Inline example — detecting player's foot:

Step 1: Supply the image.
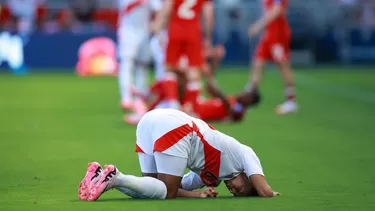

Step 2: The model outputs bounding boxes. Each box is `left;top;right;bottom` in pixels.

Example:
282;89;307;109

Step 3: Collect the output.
78;162;103;200
124;113;143;125
133;98;147;114
88;165;119;201
275;100;298;115
121;99;133;110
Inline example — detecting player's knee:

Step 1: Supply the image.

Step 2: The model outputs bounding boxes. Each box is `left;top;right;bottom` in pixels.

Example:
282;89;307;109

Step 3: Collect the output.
277;61;291;73
186;69;201;81
252;59;265;72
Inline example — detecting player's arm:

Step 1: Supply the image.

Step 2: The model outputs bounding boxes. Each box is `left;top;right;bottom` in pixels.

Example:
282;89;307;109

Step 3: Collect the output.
206;79;231;112
249;0;285;35
180;171;206;191
152;0;173;34
158;173;217;198
242;147;280;197
202;0;214;45
249;175;279;197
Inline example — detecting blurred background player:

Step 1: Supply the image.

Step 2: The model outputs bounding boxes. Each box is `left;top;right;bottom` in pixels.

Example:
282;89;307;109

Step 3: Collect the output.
188;79;261;123
117;0;162;113
151;0;214;110
124;44;225;124
150;28;167;81
184;45;261;123
247;0;297;115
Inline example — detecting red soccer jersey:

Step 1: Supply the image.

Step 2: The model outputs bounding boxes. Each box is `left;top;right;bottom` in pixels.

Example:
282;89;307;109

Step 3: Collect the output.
168;0;210;38
263;0;290;40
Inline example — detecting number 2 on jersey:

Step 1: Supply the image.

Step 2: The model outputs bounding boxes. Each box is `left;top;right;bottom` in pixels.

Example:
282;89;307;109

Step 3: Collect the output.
178;0;197;19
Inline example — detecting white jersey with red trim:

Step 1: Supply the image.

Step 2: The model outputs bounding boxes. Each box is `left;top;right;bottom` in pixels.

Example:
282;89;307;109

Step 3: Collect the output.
117;0;162;34
136;109;264;187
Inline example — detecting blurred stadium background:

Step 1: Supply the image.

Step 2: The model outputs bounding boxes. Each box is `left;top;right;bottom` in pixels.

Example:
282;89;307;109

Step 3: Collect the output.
0;0;375;211
0;0;374;67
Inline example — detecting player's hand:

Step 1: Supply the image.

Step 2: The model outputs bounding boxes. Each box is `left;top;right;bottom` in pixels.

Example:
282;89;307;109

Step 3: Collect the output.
248;24;261;37
199;187;218;198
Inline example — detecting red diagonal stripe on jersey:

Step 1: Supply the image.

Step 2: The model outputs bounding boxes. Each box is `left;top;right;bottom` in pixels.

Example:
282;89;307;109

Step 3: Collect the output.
135;144;144;153
122;0;147;16
208;124;216;130
154;123;192;152
193;122;221;186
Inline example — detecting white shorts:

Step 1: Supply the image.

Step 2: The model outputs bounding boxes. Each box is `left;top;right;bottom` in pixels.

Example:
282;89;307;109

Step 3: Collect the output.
136;109;194;157
117;29;151;63
137;152;187;177
135;109;195;175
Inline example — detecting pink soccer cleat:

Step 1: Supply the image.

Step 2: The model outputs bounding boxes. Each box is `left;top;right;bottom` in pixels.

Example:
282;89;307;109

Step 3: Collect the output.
88;165;119;201
121;99;133;110
78;162;103;200
133;98;147;114
123;113;143;125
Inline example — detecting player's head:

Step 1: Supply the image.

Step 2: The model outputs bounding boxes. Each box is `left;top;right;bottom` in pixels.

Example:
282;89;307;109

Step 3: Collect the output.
224;172;257;197
236;89;261;108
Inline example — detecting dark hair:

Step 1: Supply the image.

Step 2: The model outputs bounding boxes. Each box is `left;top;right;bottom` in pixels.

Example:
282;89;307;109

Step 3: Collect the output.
251;89;261;106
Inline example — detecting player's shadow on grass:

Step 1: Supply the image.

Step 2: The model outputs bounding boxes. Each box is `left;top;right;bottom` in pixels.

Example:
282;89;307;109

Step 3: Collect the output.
72;196;244;202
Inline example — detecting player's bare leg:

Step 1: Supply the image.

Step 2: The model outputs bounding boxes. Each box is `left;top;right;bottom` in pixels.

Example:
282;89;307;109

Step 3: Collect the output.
275;60;298;115
248;58;266;91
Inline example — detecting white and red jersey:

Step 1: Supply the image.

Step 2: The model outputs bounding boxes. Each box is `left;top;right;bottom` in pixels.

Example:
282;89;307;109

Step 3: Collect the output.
117;0;162;34
136;109;264;187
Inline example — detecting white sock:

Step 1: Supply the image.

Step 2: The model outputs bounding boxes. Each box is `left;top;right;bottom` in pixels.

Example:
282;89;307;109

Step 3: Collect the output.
155;100;180;110
135;64;148;95
150;35;165;81
114;173;167;199
115;187;148;199
118;58;134;102
154;53;165;81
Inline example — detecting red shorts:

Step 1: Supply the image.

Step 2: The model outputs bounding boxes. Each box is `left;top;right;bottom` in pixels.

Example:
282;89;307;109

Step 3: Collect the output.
254;37;290;63
166;36;204;68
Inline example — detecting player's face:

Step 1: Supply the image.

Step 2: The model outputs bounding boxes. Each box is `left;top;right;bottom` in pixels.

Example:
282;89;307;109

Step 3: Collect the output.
224;172;252;197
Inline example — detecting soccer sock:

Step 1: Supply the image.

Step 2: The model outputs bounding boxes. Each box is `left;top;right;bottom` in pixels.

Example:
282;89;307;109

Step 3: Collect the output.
285;86;296;101
185;80;201;105
115;187;148;199
162;72;180;109
114;173;167;199
154;55;165;81
118;58;134;102
150;34;165;81
135;64;148;97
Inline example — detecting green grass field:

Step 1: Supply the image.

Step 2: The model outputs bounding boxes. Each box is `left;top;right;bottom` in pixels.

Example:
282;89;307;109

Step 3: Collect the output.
1;67;375;211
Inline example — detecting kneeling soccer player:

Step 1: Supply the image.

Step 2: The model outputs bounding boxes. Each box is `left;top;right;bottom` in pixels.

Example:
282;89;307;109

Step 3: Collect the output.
78;109;280;200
